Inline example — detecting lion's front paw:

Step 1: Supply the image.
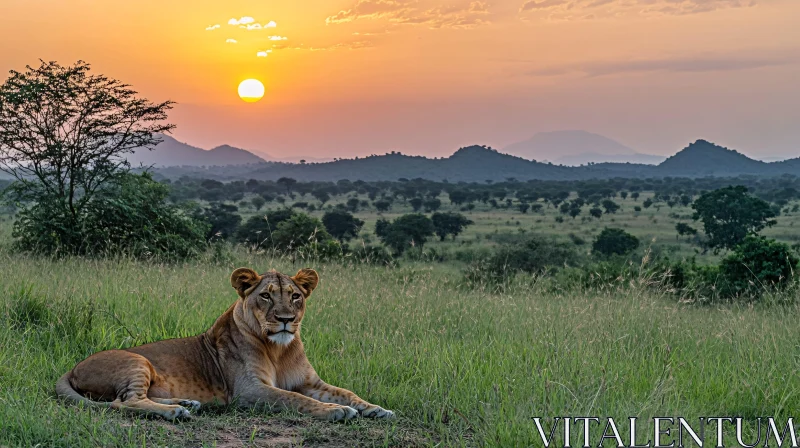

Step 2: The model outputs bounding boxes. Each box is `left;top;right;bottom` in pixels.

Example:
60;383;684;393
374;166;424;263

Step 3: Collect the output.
164;406;191;421
361;405;395;419
177;400;201;412
321;405;358;422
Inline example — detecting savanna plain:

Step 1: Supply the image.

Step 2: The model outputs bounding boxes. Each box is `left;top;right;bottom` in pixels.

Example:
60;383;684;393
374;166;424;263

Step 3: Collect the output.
2;197;799;447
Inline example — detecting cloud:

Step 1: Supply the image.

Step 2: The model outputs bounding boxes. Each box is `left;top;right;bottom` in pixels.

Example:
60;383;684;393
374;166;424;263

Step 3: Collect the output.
528;52;800;77
326;0;490;29
235;20;278;30
272;41;374;51
352;29;391;35
326;0;413;24
256;50;270;57
518;0;758;19
226;38;238;44
228;16;256;25
519;0;569;11
205;24;221;31
268;35;288;40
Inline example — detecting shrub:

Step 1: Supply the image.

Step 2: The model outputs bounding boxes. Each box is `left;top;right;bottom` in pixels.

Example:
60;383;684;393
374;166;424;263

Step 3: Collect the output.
294;239;344;261
717;236;798;298
675;223;697;238
376;213;435;255
235;208;296;246
322;210;364;242
465;236;578;285
568;233;586;246
193;202;241;241
12;173;208;259
374;199;392;212
350;244;396;266
592;228;639;257
423;198;442;212
270;213;332;251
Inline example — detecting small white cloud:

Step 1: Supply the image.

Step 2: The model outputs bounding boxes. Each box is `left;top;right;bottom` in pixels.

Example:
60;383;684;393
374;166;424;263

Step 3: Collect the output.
256;51;269;57
226;38;238;43
246;23;262;30
228;16;255;25
205;24;220;31
265;20;277;28
268;35;288;41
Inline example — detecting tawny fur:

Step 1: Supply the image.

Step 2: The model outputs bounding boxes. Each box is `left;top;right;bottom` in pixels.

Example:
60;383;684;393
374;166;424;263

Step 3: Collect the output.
55;268;394;421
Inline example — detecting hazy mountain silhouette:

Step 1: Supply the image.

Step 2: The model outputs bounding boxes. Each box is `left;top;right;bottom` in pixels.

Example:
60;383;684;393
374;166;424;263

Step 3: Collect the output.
556;152;666;166
151;139;800;182
127;135;267;167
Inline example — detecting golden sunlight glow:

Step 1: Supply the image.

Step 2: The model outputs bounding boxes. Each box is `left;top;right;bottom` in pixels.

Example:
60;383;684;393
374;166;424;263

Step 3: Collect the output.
237;79;265;103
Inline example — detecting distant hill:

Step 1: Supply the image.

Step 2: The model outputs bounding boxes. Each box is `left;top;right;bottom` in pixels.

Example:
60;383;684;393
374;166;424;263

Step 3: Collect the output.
503;130;664;166
556;152;666;166
151;139;800;182
658;139;767;176
126;135;267;167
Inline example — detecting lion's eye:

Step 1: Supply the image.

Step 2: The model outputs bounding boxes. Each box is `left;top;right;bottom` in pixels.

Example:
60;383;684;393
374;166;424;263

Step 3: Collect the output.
292;293;301;301
259;293;272;303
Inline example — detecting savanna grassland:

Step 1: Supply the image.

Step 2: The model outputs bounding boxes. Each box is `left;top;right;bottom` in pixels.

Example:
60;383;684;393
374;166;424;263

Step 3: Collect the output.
2;199;800;447
3;60;798;448
242;191;800;264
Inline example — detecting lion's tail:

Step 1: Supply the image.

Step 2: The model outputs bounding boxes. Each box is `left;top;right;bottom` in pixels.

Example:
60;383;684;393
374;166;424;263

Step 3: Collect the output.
55;372;113;409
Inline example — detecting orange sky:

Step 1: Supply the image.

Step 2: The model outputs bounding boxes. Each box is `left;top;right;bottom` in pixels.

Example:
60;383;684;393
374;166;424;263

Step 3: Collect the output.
1;0;799;159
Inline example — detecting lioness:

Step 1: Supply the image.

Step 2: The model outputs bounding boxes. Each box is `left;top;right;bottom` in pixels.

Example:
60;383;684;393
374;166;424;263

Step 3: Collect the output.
56;268;394;421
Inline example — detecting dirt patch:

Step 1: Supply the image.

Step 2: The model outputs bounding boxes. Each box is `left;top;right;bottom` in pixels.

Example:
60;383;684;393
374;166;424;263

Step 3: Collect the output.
106;410;433;447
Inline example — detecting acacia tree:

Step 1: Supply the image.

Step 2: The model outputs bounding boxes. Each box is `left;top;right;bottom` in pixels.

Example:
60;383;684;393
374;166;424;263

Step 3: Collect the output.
0;61;173;212
431;212;473;241
691;186;776;252
322;210;364;242
277;177;297;196
0;61;182;254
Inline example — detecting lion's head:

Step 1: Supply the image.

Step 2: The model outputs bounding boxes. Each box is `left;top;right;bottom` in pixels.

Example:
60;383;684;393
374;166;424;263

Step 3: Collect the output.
230;267;319;346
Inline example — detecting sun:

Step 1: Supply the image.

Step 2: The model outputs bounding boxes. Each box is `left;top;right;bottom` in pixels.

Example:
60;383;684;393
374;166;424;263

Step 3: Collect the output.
238;79;265;102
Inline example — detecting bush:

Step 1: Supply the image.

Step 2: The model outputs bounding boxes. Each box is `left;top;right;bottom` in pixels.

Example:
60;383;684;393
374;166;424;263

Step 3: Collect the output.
350;244;396;266
193;202;241;241
294;239;344;260
235;208;296;246
376;213;435;255
12;173;208;259
270;213;333;251
322;210;364;242
592;228;639;257
717;236;798;298
465;236;578;285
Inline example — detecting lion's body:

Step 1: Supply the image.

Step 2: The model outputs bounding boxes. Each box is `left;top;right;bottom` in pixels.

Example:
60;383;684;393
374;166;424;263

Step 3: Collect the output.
56;268;394;421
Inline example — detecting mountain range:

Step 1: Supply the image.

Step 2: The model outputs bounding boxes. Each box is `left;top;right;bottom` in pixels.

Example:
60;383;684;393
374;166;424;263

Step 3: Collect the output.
126;135;266;167
149;139;800;182
502;130;665;166
130;130;663;168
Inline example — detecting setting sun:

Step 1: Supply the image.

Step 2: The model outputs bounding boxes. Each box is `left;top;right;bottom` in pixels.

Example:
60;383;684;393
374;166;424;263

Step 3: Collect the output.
237;79;265;103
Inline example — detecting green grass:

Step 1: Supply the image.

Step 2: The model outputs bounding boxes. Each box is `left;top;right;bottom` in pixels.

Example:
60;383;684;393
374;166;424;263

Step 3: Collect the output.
2;249;800;446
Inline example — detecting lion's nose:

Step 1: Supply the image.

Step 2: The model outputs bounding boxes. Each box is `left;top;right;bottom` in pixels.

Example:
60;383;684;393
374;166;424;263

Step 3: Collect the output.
276;315;295;324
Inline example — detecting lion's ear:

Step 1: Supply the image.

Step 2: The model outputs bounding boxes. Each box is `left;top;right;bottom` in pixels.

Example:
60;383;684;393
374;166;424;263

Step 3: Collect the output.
230;268;261;296
292;268;319;296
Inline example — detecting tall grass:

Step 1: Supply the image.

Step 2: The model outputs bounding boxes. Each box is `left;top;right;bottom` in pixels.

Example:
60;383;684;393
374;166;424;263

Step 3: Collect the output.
1;251;799;446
